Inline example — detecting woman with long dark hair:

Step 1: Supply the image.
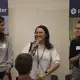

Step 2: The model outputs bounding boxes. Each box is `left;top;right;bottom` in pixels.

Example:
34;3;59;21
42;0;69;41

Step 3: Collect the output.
0;16;13;80
22;25;60;80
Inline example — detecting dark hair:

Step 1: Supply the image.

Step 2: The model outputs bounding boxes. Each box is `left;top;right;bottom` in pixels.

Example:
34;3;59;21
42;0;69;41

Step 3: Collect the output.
0;16;4;23
35;25;53;49
15;53;33;75
0;16;5;42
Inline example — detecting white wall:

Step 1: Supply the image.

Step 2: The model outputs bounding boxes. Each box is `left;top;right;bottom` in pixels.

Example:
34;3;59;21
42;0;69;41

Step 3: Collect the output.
8;0;69;80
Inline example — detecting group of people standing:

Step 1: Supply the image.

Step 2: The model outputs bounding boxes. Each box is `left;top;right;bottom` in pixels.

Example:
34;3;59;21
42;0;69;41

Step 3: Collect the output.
0;16;60;80
0;15;80;80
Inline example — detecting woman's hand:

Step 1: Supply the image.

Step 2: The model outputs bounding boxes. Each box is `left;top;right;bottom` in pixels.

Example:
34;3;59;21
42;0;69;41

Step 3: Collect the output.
37;73;46;80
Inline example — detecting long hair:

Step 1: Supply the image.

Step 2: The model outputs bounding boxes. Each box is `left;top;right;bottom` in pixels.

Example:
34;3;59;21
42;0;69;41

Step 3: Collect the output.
0;16;5;42
35;25;53;49
0;16;4;23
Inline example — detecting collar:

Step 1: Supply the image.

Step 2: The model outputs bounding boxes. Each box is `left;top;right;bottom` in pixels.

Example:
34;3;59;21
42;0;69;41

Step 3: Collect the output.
18;75;32;80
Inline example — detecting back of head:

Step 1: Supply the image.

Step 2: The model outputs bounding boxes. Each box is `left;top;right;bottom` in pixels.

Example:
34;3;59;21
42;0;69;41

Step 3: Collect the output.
15;53;33;75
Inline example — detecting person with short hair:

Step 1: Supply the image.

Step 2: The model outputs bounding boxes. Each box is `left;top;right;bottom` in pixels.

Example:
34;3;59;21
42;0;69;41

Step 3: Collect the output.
15;53;34;80
69;20;80;80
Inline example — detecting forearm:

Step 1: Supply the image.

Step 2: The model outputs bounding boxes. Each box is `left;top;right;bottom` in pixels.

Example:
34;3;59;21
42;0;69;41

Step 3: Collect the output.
6;63;12;73
7;44;13;73
70;55;79;63
47;63;60;74
6;55;13;73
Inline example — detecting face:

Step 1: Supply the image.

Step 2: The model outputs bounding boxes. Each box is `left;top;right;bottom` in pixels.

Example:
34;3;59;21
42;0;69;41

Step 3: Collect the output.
75;23;80;37
0;21;5;33
34;28;46;43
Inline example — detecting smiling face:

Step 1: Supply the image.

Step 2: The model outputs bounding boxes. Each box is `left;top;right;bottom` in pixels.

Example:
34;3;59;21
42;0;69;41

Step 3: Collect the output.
75;23;80;37
34;27;46;44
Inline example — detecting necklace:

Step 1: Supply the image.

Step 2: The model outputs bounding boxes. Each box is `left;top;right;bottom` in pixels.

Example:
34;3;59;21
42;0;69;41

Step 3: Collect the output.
37;46;45;68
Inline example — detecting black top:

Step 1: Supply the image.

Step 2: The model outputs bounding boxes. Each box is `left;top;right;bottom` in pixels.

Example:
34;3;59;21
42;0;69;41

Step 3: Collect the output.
69;37;80;68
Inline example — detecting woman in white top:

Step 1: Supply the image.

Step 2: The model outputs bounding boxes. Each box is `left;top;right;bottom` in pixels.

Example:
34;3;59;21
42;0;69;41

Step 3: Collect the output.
22;25;60;80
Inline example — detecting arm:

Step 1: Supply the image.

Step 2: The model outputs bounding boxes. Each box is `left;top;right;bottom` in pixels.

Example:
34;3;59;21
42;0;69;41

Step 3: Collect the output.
47;63;60;74
3;38;13;80
22;42;31;53
47;48;60;74
70;55;80;63
69;40;79;63
6;38;13;73
38;48;60;79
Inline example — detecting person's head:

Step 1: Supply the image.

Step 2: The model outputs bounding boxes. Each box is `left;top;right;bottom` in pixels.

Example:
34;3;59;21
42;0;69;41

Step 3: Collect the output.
0;16;5;33
0;16;5;42
15;53;33;76
75;20;80;37
34;25;53;49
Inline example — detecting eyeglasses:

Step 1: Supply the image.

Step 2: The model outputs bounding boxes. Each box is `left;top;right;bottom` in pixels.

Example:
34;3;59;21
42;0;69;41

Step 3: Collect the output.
75;27;80;30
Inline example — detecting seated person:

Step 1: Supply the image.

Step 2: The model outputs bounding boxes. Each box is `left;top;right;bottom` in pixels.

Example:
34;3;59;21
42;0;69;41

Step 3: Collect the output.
15;53;34;80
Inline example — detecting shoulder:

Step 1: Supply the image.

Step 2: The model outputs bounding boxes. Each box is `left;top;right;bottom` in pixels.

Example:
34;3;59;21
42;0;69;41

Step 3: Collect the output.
70;38;78;45
70;38;76;44
24;42;31;48
46;47;58;55
22;42;31;53
51;47;58;53
49;47;60;57
48;47;56;52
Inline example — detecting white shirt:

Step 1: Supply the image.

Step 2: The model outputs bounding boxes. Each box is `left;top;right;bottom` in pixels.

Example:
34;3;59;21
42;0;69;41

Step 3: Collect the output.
22;42;60;80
